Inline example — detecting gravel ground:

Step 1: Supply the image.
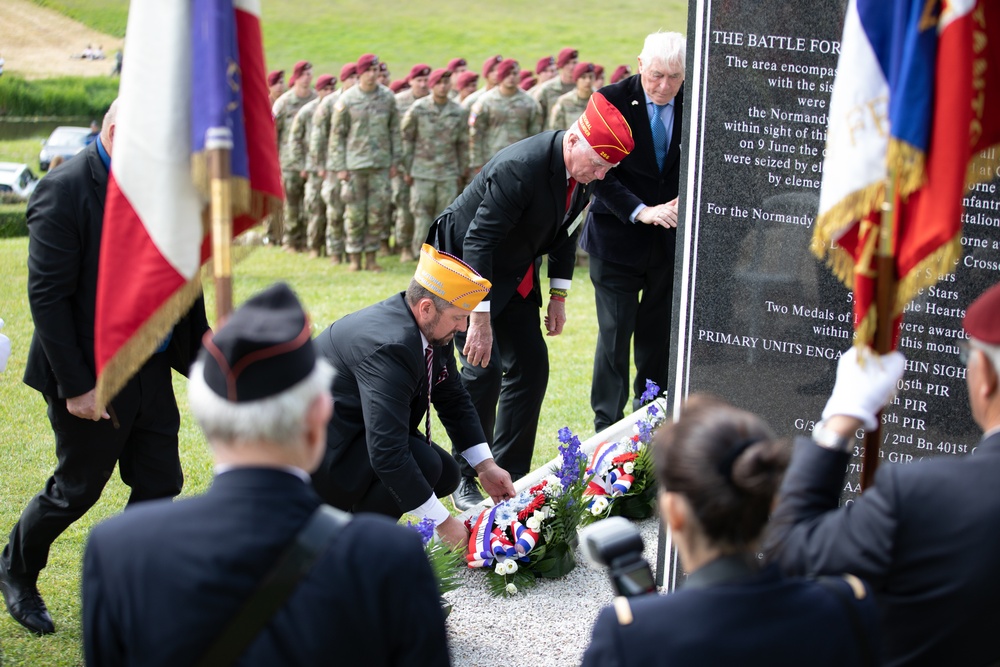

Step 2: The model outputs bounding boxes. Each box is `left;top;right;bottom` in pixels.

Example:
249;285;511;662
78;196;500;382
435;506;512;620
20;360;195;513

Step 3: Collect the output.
445;403;669;666
445;517;662;666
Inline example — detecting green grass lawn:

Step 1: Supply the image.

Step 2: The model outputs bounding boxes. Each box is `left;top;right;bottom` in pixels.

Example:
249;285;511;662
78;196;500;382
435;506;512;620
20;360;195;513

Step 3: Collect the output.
0;237;607;664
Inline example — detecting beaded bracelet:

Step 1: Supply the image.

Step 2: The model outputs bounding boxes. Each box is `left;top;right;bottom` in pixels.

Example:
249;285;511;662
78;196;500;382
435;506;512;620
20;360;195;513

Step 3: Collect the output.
549;288;569;299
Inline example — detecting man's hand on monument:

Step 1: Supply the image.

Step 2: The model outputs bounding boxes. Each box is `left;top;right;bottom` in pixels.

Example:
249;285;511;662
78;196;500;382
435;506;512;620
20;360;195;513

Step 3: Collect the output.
635;204;674;228
464;311;493;367
436;516;471;549
67;389;110;422
544;299;567;336
822;346;906;430
475;459;516;503
662;198;680;228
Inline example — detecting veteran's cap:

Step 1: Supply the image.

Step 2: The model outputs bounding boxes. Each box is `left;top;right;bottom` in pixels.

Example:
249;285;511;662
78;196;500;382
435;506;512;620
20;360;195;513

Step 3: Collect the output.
199;283;315;403
576;92;634;164
964;282;1000;345
414;245;491;311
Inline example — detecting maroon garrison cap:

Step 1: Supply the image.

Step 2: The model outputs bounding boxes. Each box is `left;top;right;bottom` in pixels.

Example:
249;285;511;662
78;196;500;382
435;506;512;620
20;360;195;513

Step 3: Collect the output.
964;282;1000;345
356;53;379;72
557;48;579;68
428;68;451;87
199;283;315;403
482;54;503;78
447;57;467;71
536;55;555;74
339;63;357;80
408;63;432;81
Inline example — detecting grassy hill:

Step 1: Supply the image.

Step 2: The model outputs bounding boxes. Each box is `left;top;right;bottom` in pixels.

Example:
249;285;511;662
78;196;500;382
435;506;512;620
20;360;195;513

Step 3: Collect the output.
33;0;687;77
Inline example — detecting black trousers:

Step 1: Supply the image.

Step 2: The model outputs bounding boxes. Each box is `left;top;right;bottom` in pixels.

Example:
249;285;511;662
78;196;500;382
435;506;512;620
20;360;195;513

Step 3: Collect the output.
589;254;673;432
453;295;548;481
351;438;460;519
2;354;182;575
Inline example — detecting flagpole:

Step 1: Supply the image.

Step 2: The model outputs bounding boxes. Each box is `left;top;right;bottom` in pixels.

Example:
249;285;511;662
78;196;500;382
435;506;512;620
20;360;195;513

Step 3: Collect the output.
862;170;899;490
206;127;235;322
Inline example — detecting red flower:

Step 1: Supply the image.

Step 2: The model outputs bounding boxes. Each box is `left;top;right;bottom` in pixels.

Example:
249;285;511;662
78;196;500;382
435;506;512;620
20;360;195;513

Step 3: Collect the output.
611;452;638;466
528;480;548;495
517;493;546;522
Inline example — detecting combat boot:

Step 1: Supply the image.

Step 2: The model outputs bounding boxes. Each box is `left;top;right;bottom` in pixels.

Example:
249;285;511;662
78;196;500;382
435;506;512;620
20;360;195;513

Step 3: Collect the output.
378;240;392;257
348;253;362;272
329;252;342;266
364;252;383;273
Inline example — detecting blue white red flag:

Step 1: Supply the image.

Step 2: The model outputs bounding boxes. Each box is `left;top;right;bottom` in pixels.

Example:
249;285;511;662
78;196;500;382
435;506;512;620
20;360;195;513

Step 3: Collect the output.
95;0;281;408
813;0;1000;349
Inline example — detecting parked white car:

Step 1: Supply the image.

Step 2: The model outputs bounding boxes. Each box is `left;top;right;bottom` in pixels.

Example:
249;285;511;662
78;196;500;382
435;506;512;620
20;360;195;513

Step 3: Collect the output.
0;162;39;201
38;126;91;171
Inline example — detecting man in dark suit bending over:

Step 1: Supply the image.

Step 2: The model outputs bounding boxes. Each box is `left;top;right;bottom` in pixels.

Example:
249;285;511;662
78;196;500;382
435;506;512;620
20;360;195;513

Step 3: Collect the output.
767;282;1000;666
312;245;516;547
581;31;685;433
430;93;635;509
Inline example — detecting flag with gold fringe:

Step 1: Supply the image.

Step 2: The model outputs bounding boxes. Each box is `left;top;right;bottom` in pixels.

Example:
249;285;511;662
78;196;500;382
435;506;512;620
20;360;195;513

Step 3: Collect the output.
813;0;1000;349
94;0;281;410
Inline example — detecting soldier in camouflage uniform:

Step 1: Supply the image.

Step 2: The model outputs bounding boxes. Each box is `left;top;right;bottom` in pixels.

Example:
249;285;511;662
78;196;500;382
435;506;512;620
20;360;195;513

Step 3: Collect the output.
447;57;467;99
262;69;287;244
461;54;502;110
289;74;336;258
547;62;594;130
535;55;557;85
530;47;578;121
272;60;317;252
468;58;543;174
401;69;469;258
391;64;431;262
329;53;400;272
311;63;358;265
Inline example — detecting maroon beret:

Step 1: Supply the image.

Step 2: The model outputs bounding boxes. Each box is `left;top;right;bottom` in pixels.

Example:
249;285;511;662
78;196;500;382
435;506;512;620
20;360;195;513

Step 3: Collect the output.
557;48;579;68
610;64;632;83
594;64;605;78
356;53;379;73
572;62;595;81
267;70;284;86
389;78;410;93
455;71;479;89
408;63;431;81
519;69;534;81
536;56;555;74
447;57;467;71
339;63;357;80
315;74;336;91
482;54;503;78
496;58;518;81
520;76;537;91
428;68;451;87
964;282;1000;344
289;60;311;85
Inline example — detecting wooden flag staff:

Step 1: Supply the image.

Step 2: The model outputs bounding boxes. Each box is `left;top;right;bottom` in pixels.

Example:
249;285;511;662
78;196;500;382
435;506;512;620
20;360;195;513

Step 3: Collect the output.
206;127;234;323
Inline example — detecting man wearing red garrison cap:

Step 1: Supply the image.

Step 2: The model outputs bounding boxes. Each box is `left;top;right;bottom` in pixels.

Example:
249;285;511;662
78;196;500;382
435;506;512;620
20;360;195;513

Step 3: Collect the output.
468;58;542;173
766;281;1000;666
531;46;579;120
429;93;634;509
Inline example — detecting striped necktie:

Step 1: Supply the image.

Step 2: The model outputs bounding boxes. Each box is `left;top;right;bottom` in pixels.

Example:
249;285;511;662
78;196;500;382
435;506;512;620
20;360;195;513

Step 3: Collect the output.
425;345;433;444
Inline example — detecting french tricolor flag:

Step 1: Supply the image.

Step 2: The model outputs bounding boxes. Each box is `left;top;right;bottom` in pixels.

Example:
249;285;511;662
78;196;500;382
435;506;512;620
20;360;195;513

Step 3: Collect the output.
812;0;1000;350
95;0;281;408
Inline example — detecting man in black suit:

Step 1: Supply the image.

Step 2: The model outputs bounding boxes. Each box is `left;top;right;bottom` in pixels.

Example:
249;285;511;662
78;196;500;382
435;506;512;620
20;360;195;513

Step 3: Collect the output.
83;283;449;666
312;245;516;547
581;32;685;432
430;92;635;509
0;101;208;636
766;283;1000;666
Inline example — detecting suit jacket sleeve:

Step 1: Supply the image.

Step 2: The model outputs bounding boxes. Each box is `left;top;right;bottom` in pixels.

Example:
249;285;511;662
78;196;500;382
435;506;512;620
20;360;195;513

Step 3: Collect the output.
166;294;210;377
765;437;898;588
463;158;532;287
26;174;93;397
356;343;436;510
82;532;125;667
592;169;645;223
581;606;626;667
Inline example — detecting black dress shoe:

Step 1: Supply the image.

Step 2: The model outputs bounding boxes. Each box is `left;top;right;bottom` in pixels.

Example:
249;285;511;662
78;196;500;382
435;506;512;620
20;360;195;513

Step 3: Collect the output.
452;477;485;512
0;562;54;635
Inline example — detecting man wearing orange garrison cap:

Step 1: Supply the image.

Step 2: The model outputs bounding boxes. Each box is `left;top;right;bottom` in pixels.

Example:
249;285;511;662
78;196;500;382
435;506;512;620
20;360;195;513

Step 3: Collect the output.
429;91;633;510
312;245;515;548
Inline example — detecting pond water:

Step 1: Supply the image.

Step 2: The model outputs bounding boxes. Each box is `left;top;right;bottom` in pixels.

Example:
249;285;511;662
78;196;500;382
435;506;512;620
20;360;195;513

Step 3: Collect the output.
0;118;92;141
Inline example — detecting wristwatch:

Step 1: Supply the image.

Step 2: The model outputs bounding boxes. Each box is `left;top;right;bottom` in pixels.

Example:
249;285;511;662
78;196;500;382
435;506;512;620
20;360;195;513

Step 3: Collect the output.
811;419;856;452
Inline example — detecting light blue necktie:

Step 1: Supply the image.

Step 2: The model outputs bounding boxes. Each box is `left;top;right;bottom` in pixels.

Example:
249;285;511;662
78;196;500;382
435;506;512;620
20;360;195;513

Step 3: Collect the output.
651;103;668;170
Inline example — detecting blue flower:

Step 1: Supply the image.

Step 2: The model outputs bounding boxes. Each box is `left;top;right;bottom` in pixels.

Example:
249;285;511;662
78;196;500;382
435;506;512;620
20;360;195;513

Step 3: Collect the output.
640;379;661;405
556;427;586;487
636;419;653;442
646;403;659;418
406;517;436;546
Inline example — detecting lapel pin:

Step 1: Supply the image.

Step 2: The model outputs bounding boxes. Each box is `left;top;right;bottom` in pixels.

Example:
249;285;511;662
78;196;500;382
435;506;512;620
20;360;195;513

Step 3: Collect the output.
631;100;639;106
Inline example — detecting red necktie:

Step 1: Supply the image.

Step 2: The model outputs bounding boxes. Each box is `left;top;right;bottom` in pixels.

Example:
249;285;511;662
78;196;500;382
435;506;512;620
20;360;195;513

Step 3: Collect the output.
565;177;577;214
517;178;577;299
425;345;433;444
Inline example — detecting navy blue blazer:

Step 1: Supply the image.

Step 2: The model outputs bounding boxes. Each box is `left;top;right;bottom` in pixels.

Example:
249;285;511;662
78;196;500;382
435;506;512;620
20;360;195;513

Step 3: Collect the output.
313;293;485;511
767;433;1000;666
83;468;449;667
580;75;683;268
430;130;589;311
583;561;877;666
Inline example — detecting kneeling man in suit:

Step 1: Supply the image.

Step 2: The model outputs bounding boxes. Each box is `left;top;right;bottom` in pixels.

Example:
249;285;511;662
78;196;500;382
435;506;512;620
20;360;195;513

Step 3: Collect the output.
83;283;449;666
312;245;516;547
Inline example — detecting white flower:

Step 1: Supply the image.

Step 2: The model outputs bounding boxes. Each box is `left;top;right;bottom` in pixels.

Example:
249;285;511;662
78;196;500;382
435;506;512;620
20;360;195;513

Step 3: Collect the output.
526;516;541;531
623;462;635;475
506;583;518;595
503;559;519;574
590;496;609;515
495;562;506;576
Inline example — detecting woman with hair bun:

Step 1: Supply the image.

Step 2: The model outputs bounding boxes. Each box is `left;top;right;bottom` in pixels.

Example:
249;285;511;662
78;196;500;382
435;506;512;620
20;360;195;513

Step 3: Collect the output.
582;395;878;667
